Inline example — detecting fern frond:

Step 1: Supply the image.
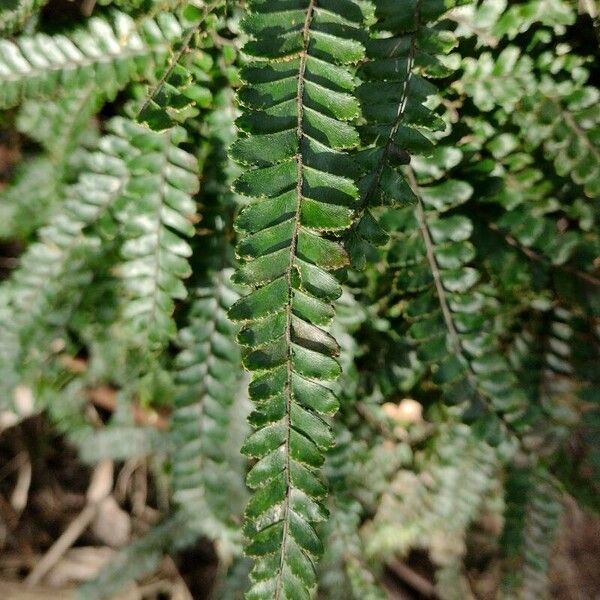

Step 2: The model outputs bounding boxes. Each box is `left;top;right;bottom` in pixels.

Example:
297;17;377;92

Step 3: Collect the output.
460;46;534;113
136;1;221;131
493;0;575;39
382;150;527;435
0;289;20;408
96;0;148;10
319;427;386;600
0;11;183;109
0;0;46;36
501;465;563;600
78;426;170;462
461;41;600;198
16;85;100;158
171;267;248;555
320;498;386;600
348;0;461;267
489;140;583;266
228;1;367;597
364;423;498;594
114;124;198;346
467;112;600;298
516;81;600;199
0;86;102;240
4;117;136;355
0;157;60;239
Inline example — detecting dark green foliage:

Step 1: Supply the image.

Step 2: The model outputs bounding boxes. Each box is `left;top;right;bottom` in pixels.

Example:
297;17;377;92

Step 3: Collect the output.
171;267;248;554
348;0;463;267
501;466;563;599
0;0;598;598
382;149;528;434
228;2;366;596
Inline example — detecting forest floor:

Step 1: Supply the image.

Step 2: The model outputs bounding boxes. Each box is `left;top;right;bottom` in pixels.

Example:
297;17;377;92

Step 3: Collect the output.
0;416;599;600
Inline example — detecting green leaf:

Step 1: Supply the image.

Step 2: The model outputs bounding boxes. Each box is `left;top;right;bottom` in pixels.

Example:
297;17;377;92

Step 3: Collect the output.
114;122;199;347
229;1;365;597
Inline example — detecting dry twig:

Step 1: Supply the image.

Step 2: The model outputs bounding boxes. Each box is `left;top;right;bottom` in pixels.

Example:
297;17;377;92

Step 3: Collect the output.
25;460;114;586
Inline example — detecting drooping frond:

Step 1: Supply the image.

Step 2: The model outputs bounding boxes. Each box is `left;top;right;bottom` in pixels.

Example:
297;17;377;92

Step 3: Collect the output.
464;115;600;305
500;465;563;600
319;426;386;600
452;0;575;50
3;118;136;358
171;268;248;555
461;42;600;198
0;86;101;239
96;0;148;9
228;1;367;597
348;0;462;267
17;85;100;158
364;423;498;599
0;0;598;596
515;80;600;199
382;147;528;437
460;46;534;112
114;124;199;347
0;157;61;239
319;497;386;600
0;11;184;109
0;289;20;409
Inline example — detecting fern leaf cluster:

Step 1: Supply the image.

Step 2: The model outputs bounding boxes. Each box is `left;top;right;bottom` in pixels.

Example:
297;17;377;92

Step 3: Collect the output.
0;0;598;598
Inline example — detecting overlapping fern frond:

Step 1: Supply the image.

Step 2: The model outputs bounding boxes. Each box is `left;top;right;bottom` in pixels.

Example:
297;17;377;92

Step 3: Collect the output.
0;11;182;109
348;0;463;267
171;266;248;554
